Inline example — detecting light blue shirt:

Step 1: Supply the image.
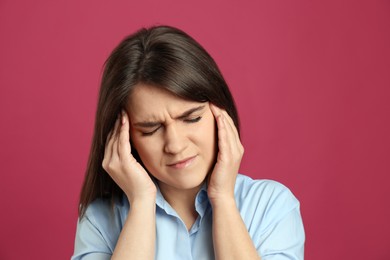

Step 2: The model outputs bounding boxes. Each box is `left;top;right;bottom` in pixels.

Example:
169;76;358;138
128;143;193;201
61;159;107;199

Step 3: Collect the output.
71;174;305;259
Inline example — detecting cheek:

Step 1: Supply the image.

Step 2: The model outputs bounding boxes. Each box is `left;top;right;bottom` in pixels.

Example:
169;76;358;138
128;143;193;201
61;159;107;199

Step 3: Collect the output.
195;115;217;155
130;133;157;167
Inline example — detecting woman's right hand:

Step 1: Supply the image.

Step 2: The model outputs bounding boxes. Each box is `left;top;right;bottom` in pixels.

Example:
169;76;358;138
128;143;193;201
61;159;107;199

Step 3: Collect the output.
102;110;157;202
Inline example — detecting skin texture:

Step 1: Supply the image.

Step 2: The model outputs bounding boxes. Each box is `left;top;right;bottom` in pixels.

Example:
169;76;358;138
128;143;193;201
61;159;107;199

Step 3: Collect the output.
102;84;260;259
128;84;217;201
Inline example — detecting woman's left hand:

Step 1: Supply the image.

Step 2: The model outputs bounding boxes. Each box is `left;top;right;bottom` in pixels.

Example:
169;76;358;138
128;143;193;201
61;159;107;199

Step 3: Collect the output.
207;104;244;204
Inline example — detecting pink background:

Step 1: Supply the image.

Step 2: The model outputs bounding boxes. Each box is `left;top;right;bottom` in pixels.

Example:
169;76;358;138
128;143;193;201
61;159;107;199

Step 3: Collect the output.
1;0;389;259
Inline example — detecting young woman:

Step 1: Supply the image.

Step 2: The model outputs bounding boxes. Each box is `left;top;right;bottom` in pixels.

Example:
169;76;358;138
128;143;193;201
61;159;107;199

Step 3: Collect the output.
72;26;305;260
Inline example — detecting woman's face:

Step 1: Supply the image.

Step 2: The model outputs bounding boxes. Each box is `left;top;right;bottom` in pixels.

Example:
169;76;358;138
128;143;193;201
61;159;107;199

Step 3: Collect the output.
126;84;217;193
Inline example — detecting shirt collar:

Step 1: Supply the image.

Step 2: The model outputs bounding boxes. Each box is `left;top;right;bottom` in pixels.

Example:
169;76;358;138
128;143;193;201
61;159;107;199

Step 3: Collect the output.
194;182;209;217
155;181;210;218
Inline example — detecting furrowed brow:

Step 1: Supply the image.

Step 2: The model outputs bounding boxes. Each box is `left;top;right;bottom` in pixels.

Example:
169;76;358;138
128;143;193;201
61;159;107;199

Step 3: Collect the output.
133;121;161;128
133;105;205;128
176;105;205;120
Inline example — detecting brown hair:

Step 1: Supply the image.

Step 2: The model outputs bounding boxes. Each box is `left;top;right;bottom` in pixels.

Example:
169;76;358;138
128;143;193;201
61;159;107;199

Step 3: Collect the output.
79;25;240;218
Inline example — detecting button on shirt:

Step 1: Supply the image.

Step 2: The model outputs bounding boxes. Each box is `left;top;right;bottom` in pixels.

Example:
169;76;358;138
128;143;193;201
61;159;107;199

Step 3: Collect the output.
72;174;305;260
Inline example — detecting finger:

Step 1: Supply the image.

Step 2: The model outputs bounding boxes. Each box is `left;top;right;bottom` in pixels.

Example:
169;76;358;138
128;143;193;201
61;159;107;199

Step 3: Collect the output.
209;103;222;119
221;110;242;148
210;104;234;156
109;117;120;160
110;115;121;161
211;104;244;157
222;113;239;156
103;116;120;168
210;104;237;136
224;111;244;154
210;104;240;148
214;111;230;161
221;109;239;137
118;110;131;159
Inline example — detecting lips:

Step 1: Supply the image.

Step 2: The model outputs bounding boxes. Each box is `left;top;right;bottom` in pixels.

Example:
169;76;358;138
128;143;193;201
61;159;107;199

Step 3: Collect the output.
167;155;197;169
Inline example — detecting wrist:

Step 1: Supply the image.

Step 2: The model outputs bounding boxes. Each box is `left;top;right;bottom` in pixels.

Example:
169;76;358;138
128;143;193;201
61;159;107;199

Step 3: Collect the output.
128;193;156;207
209;194;237;209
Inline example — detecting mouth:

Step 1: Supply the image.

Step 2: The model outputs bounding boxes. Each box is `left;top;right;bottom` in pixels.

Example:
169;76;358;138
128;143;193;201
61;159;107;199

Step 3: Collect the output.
167;155;197;169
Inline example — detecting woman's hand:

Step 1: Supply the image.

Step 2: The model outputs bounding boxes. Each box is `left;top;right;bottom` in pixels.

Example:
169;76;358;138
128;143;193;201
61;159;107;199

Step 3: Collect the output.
102;110;157;202
208;105;260;259
207;104;244;204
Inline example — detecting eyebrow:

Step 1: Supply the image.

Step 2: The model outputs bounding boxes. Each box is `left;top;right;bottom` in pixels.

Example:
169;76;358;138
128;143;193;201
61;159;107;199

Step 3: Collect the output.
133;105;205;128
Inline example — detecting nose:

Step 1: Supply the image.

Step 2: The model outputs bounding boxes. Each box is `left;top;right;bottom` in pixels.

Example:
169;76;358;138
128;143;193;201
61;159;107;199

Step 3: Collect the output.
163;123;187;155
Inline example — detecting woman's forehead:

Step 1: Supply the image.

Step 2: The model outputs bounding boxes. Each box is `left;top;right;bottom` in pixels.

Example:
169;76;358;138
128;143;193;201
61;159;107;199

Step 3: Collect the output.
126;84;205;119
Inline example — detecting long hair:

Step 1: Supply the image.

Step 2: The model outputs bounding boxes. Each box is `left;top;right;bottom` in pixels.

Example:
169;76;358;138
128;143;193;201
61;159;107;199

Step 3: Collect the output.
79;25;240;218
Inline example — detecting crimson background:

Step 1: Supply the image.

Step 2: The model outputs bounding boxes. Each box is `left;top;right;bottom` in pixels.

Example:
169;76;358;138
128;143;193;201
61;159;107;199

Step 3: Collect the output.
1;1;389;259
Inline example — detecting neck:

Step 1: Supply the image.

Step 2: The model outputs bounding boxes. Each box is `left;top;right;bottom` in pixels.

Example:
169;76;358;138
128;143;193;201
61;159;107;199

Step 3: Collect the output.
158;182;203;230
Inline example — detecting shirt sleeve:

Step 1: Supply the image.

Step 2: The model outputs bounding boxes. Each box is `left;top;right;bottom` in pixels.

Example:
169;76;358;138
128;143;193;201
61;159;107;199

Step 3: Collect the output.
255;182;305;260
239;179;305;260
71;214;112;260
258;207;305;260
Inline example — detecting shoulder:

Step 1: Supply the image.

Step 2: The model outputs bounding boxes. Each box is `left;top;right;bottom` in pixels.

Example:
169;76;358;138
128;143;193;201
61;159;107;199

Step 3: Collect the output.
234;174;301;229
235;174;298;202
83;195;129;224
72;197;129;259
81;195;129;242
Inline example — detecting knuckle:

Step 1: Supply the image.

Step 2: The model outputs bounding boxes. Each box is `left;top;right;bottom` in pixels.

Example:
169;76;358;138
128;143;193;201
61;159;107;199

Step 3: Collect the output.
106;161;118;173
102;159;107;170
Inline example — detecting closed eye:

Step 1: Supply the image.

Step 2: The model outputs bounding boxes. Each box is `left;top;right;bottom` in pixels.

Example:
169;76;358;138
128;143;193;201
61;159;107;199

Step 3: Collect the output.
184;116;202;123
140;116;201;136
141;126;162;136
